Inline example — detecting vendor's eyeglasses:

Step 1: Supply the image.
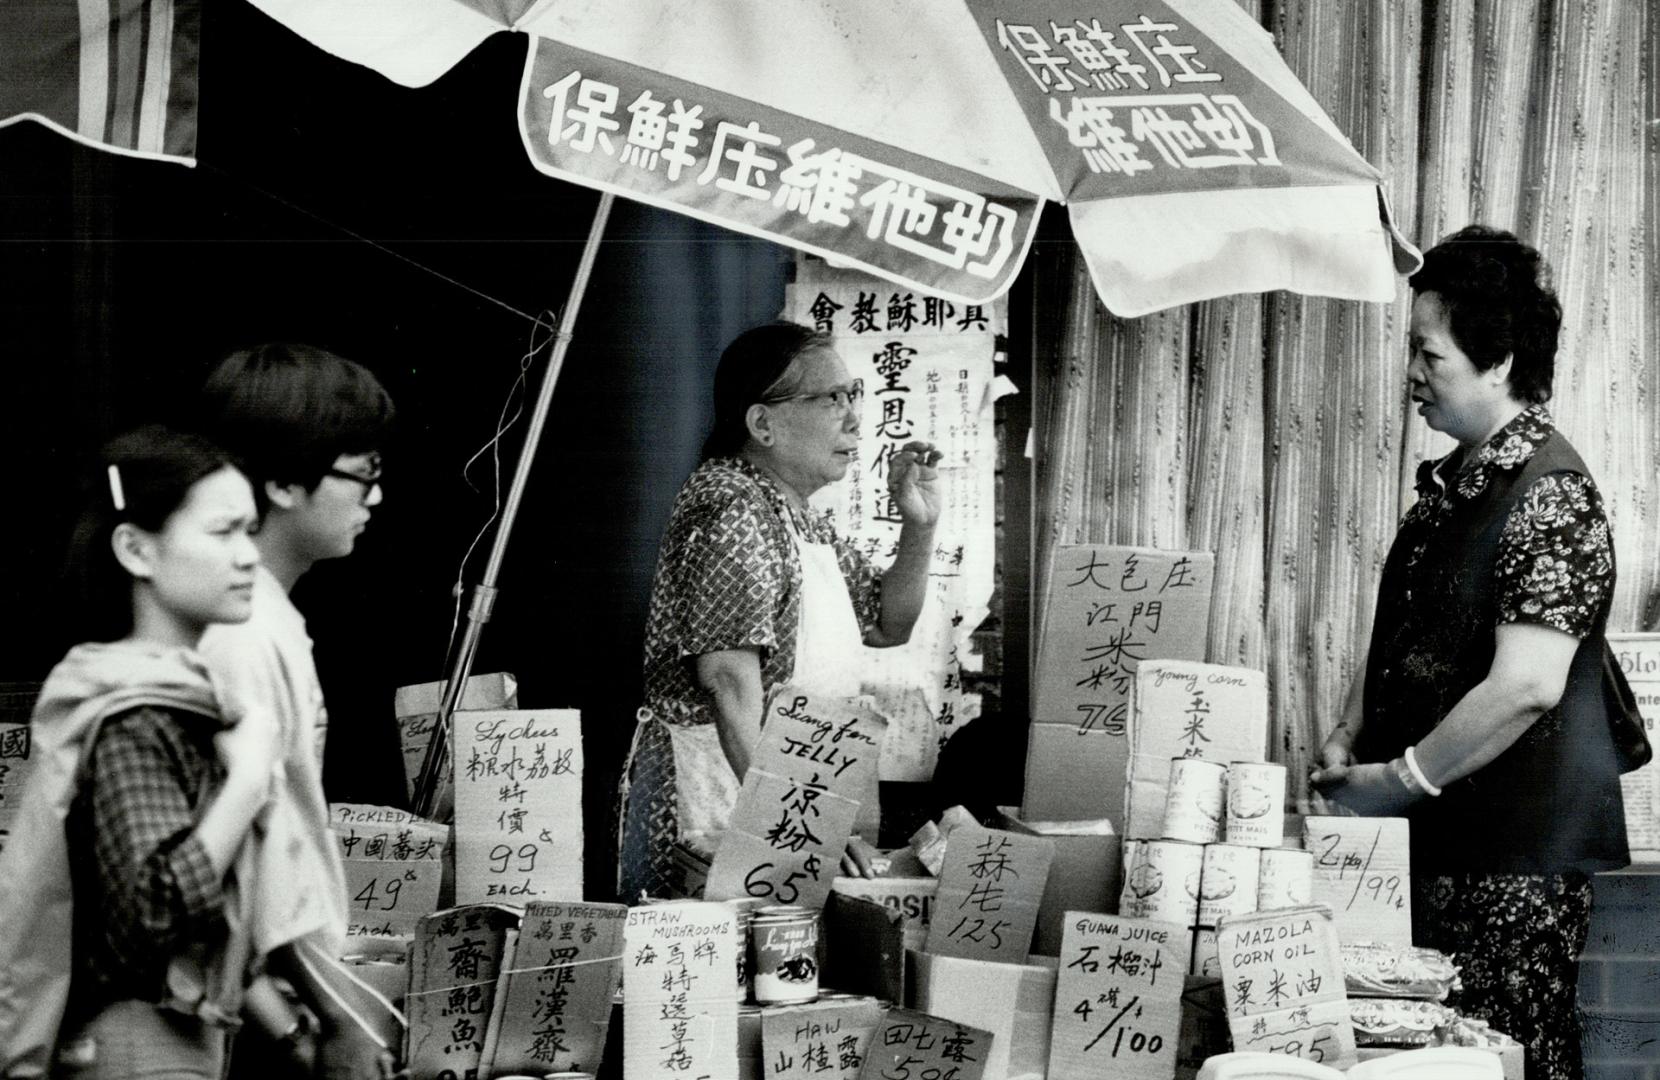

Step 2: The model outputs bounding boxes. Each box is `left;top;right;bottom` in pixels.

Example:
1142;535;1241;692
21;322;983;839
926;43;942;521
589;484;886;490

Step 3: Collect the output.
765;379;865;413
325;465;383;503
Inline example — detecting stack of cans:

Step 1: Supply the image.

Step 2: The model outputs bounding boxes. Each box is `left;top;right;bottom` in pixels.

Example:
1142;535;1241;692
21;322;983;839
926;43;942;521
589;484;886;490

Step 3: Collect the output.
1121;756;1313;976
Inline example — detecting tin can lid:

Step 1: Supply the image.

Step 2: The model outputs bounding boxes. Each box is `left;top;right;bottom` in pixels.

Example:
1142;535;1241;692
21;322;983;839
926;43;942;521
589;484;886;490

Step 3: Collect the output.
753;904;816;920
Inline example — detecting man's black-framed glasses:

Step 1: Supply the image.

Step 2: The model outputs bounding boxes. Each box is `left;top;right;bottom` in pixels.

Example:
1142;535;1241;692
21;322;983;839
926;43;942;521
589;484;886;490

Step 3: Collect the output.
325;464;383;503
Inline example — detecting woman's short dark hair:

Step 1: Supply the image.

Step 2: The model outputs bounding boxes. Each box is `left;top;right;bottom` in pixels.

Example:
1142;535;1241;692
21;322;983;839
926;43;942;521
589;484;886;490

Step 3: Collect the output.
700;322;833;460
196;343;395;504
1409;225;1561;404
62;425;239;644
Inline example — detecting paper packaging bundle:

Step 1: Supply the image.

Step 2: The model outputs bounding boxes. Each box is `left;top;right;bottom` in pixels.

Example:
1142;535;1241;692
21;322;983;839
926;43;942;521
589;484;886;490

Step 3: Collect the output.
392;672;517;805
909;950;1058;1080
1025;546;1215;827
994;807;1120;957
1124;660;1269;840
1301;816;1412;947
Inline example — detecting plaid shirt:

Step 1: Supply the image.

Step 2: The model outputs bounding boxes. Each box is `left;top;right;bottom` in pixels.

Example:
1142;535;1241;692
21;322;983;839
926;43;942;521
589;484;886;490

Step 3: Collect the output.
66;705;227;1005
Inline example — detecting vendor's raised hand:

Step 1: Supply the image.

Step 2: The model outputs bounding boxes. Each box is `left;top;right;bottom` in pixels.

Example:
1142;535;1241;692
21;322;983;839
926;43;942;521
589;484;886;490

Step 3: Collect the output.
887;440;942;528
1315;761;1414;818
840;836;879;878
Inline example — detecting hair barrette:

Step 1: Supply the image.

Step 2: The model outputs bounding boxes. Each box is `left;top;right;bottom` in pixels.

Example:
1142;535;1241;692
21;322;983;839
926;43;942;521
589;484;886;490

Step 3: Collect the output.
107;464;126;513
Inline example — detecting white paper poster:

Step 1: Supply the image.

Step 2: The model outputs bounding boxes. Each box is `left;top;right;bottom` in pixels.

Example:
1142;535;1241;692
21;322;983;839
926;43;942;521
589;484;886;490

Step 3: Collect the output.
786;260;1005;780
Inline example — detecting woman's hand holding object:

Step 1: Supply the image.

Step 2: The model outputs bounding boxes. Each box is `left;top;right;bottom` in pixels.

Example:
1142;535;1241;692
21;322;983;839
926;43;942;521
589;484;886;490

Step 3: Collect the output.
887;441;943;528
1314;761;1416;817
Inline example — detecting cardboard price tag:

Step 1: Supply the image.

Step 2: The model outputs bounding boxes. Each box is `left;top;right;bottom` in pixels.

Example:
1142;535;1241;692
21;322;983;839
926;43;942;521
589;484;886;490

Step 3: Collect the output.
857;1008;992;1080
1027;547;1213;825
483;901;625;1078
1048;913;1186;1080
329;803;446;943
1124;660;1269;839
922;823;1053;964
1301;816;1411;947
706;689;886;910
451;709;583;904
624;902;739;1080
1214;905;1355;1071
406;905;520;1080
0;721;33;851
393;673;517;805
761;996;884;1080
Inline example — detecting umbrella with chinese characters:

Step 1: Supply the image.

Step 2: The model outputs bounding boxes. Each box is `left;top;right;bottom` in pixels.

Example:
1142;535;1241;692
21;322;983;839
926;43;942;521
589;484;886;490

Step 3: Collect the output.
244;0;1420;316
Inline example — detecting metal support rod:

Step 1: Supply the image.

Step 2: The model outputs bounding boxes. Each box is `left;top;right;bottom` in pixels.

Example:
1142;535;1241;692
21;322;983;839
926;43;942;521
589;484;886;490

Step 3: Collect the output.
412;191;617;820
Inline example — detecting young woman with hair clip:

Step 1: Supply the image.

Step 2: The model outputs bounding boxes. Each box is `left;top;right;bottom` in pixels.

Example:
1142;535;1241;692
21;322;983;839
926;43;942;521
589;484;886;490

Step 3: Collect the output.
0;425;277;1079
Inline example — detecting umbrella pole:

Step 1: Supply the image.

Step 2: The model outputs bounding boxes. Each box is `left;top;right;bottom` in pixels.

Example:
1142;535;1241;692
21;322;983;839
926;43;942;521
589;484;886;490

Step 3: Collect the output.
411;191;617;821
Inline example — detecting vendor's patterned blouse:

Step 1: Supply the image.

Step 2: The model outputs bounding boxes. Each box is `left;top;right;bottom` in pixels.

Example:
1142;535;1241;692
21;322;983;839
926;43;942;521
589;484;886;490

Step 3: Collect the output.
640;456;881;724
1401;405;1612;639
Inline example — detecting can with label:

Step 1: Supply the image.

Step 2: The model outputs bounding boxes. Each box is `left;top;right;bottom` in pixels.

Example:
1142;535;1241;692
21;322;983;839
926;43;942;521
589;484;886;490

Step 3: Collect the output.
1257;847;1315;910
1189;927;1222;978
1197;843;1261;927
724;897;766;1002
1162;757;1227;843
1117;839;1144;914
1224;761;1287;847
749;905;820;1005
1119;838;1204;926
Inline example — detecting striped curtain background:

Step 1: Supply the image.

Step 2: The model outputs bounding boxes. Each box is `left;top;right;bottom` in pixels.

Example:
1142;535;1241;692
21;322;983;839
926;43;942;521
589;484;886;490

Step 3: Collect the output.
1033;0;1660;797
0;0;199;163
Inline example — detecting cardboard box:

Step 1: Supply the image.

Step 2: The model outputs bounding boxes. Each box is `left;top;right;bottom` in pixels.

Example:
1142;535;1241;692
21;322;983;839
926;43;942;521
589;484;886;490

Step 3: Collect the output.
1175;977;1229;1080
908;950;1058;1080
822;892;908;1004
830;875;938;954
996;807;1121;955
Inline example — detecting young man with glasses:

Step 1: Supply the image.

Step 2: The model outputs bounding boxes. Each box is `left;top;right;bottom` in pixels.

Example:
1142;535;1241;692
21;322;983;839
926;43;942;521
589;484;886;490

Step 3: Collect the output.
191;343;398;1080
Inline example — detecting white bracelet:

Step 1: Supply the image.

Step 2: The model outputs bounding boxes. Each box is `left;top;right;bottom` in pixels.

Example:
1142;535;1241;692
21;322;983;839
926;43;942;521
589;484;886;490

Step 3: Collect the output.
1403;745;1442;797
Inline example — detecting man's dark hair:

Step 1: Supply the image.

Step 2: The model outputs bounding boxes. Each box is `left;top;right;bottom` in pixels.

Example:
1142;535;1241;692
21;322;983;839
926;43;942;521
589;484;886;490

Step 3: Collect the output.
197;343;395;505
1409;225;1562;405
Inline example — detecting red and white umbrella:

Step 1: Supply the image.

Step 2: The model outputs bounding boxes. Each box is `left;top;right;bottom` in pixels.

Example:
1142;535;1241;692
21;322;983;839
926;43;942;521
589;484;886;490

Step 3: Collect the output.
241;0;1419;315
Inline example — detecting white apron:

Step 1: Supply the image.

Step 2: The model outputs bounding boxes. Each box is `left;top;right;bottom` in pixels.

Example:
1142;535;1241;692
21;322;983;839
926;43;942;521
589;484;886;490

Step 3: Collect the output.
667;518;873;841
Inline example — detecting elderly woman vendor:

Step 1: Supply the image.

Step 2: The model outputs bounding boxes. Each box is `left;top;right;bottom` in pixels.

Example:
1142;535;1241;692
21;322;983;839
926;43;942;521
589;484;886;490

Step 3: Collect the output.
1313;227;1629;1080
619;321;942;901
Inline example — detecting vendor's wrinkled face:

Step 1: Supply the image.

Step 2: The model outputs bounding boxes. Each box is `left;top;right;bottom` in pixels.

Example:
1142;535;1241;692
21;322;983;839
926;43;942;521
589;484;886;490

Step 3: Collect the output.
754;346;862;499
1407;291;1513;446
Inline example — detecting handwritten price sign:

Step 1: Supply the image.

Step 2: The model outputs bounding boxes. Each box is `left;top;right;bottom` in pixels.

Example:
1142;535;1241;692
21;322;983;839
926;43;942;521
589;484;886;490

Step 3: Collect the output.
1049;913;1185;1080
328;803;446;944
1302;816;1411;946
1215;904;1355;1071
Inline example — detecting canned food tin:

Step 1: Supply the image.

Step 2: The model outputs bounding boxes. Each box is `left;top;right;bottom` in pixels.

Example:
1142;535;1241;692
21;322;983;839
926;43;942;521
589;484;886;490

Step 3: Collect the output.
1162;757;1227;843
1116;839;1144;914
724;897;766;1002
1189;927;1221;978
1256;847;1314;910
1224;761;1286;847
1119;839;1204;926
1197;843;1261;927
749;905;820;1005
